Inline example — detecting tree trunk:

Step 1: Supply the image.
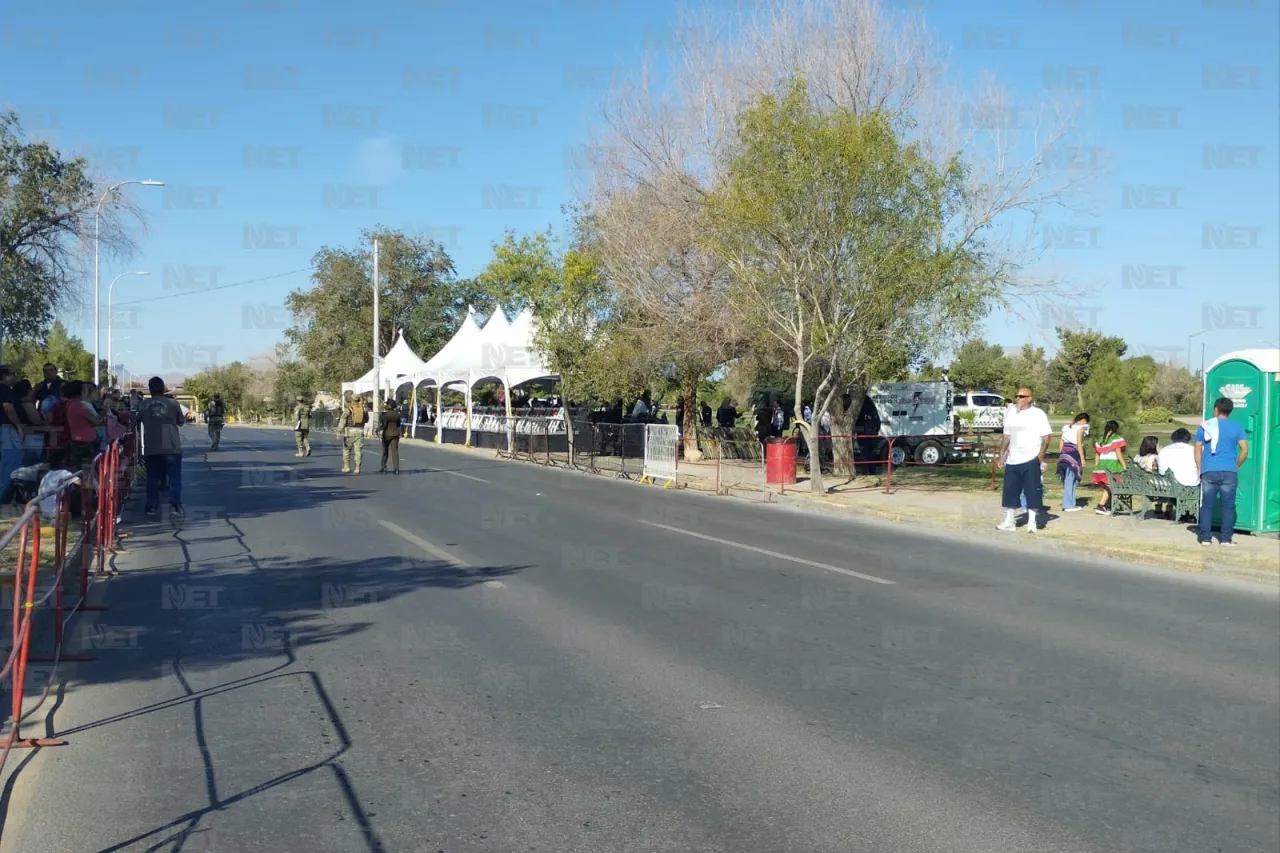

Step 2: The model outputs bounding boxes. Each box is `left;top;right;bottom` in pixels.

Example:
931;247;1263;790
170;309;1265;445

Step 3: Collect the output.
680;371;703;462
829;390;858;476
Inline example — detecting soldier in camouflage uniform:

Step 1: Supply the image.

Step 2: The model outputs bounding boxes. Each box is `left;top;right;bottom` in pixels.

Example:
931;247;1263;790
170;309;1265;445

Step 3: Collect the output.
205;393;226;450
338;392;369;473
292;394;312;457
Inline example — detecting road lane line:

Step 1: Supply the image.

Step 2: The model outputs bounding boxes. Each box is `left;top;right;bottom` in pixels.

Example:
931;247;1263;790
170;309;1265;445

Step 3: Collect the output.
427;468;489;483
638;520;895;585
379;520;472;568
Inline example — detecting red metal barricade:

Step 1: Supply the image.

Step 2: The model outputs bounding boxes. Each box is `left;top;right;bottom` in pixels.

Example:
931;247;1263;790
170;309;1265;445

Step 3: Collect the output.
0;435;135;774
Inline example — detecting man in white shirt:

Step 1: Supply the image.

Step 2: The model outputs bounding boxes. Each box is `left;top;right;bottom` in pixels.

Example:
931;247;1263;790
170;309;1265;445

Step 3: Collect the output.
997;387;1052;532
1156;428;1199;486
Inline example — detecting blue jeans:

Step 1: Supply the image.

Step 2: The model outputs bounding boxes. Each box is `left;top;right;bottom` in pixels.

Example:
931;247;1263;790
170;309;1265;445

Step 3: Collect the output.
1061;467;1078;511
1198;470;1237;543
145;454;183;508
0;425;22;497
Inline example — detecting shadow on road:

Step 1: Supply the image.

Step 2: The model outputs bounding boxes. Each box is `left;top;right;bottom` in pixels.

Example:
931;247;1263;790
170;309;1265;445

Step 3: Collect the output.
0;434;532;853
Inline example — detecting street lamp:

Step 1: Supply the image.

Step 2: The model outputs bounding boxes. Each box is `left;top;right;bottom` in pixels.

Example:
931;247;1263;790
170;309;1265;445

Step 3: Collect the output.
1187;328;1214;416
108;271;149;386
1187;329;1213;375
94;179;163;385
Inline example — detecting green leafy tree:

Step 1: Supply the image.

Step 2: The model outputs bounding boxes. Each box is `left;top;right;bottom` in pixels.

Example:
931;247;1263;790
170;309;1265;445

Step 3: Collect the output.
1080;350;1136;432
284;228;484;391
272;346;320;412
1122;355;1159;407
1047;328;1127;410
705;78;992;492
471;229;563;320
947;339;1009;393
182;362;256;415
468;225;630;403
1001;344;1050;403
0;320;97;380
1;110;143;348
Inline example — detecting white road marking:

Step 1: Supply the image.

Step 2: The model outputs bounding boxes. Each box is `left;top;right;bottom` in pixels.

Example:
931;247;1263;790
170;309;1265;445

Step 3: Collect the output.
428;468;489;483
638;521;895;585
379;520;471;568
482;580;505;588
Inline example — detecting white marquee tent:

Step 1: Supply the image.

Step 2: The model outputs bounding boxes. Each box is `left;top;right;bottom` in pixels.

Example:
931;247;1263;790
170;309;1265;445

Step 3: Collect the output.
398;305;558;443
340;329;431;396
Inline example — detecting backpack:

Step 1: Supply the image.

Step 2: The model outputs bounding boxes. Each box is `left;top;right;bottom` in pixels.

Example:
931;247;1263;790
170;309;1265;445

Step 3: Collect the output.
346;399;366;427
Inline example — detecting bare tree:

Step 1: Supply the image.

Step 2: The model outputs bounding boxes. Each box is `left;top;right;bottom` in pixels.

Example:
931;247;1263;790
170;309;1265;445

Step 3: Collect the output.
587;0;1088;478
581;172;742;459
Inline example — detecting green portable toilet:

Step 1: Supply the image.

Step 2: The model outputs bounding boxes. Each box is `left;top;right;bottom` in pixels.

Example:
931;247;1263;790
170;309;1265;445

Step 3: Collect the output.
1201;348;1280;535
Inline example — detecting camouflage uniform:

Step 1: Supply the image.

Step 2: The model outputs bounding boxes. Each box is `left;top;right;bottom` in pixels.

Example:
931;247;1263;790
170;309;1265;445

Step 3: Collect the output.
338;395;368;473
292;396;312;457
205;396;226;450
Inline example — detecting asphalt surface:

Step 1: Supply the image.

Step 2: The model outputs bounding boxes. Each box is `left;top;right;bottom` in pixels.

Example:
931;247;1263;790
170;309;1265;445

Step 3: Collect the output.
2;426;1277;852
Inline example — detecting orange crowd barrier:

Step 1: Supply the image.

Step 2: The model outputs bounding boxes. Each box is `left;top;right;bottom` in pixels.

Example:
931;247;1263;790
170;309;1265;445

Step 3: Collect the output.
0;434;135;774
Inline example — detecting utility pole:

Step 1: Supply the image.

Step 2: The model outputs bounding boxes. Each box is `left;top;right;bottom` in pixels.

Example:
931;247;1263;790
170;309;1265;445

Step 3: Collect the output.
372;238;381;419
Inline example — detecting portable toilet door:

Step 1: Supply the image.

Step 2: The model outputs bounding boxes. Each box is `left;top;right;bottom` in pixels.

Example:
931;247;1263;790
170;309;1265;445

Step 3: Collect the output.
1202;348;1280;535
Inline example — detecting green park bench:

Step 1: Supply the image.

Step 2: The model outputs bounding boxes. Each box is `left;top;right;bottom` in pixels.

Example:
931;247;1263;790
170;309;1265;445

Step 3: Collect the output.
1107;463;1200;523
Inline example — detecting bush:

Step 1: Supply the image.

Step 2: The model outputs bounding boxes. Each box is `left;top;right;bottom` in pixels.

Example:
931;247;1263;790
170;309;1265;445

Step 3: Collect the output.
1136;406;1174;424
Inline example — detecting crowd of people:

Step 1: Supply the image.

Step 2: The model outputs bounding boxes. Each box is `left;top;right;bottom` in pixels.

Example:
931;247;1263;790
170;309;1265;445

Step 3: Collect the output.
0;362;142;503
0;364;202;521
1001;387;1248;546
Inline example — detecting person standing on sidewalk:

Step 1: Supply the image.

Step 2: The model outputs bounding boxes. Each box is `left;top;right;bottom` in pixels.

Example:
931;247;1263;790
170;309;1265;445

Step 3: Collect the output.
205;393;226;450
379;399;402;474
1056;412;1090;513
337;392;368;474
996;387;1052;533
292;394;312;457
1194;396;1248;547
141;376;185;518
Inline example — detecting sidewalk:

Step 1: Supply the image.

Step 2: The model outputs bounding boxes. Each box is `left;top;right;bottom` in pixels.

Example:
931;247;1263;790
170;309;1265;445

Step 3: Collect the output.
402;433;1280;584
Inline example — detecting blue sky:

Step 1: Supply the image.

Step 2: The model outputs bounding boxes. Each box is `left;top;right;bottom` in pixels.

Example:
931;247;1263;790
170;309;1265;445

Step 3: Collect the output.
2;0;1276;379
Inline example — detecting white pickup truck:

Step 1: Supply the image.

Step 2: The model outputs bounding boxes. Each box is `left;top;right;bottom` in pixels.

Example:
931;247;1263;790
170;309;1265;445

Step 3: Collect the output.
952;390;1006;431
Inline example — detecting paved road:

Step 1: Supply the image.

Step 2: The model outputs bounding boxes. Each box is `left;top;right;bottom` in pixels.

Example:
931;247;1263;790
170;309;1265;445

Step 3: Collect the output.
2;427;1277;852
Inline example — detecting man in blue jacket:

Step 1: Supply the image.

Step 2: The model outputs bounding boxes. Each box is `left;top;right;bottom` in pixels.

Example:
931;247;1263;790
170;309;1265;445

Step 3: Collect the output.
1194;396;1249;546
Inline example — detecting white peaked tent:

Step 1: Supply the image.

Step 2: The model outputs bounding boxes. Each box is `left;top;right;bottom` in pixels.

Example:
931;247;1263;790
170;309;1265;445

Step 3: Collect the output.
340;329;431;396
407;306;483;390
403;305;558;444
502;307;556;389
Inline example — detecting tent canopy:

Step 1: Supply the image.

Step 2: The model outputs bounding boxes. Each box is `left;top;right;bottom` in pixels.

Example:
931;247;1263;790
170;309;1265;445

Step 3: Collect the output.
340;328;431;395
403;305;557;393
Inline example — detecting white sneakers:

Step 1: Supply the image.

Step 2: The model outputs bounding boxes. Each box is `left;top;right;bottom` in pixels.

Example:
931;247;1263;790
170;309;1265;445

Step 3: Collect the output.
998;513;1040;532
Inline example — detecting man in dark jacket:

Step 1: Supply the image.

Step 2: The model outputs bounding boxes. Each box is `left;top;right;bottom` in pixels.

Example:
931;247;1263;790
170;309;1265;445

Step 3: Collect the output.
379;400;402;474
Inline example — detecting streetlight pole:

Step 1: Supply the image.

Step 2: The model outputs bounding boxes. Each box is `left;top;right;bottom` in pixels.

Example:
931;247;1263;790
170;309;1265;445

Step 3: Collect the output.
108;270;149;386
94;179;163;385
1187;329;1212;375
372;237;381;419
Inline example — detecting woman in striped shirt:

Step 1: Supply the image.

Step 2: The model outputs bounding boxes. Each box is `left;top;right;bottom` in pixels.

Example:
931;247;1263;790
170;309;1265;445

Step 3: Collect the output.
1091;420;1127;515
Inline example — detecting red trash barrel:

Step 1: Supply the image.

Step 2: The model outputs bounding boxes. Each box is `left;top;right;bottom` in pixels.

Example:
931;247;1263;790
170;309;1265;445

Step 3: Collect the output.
765;438;798;484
